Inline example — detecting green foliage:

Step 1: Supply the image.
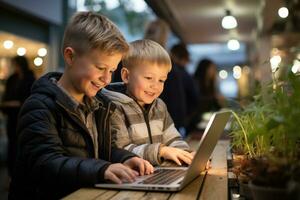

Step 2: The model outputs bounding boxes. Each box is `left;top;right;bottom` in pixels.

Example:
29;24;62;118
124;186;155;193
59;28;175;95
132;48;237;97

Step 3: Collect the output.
230;95;273;158
230;71;300;187
230;72;300;164
85;0;152;35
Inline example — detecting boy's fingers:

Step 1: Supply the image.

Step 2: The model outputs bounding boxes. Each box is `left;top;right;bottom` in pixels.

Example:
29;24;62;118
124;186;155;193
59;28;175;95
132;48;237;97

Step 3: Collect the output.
190;151;196;157
149;162;154;173
127;167;138;179
144;161;154;175
205;160;211;169
182;151;193;160
133;170;139;176
174;150;193;164
178;154;192;165
172;157;182;166
138;161;145;176
119;168;135;182
118;165;137;180
108;172;122;184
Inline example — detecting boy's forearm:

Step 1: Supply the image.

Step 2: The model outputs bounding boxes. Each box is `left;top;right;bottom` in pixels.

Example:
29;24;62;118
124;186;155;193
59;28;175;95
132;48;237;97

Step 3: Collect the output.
142;143;162;166
28;151;111;187
18;118;111;187
121;143;162;166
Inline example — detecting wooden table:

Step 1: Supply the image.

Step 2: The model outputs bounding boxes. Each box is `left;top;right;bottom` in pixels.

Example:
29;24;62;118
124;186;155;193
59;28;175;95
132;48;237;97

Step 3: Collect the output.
63;140;229;200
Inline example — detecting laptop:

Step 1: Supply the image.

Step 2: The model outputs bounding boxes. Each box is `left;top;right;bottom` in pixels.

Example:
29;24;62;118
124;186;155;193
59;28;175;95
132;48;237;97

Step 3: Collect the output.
95;110;231;191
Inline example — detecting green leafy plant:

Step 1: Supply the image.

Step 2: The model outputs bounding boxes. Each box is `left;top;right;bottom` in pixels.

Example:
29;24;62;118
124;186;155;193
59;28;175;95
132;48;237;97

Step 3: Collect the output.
230;70;300;188
230;91;274;158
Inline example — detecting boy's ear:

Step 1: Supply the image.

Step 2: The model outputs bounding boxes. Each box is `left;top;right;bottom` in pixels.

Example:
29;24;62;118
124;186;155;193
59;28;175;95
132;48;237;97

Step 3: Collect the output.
64;47;75;66
121;67;130;83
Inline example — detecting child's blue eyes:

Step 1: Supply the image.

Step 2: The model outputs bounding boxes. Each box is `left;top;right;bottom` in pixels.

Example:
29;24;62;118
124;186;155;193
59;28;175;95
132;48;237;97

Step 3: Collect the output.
144;77;166;83
96;66;105;71
95;66;115;74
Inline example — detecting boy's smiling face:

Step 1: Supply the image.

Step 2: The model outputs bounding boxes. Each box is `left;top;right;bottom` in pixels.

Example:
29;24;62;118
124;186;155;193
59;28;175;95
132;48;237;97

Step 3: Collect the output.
65;48;122;102
122;62;169;107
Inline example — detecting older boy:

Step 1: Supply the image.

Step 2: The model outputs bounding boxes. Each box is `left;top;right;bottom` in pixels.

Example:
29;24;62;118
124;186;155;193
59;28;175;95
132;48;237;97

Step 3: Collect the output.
9;12;153;199
102;40;194;166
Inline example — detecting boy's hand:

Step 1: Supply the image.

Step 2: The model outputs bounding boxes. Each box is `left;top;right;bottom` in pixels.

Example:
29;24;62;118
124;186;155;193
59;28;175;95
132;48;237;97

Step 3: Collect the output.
123;157;154;176
160;147;194;166
206;158;212;170
104;163;138;184
191;151;196;157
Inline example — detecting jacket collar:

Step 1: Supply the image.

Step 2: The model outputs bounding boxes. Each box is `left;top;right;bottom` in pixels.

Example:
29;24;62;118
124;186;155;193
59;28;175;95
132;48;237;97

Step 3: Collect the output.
31;72;102;113
102;82;157;112
101;85;133;104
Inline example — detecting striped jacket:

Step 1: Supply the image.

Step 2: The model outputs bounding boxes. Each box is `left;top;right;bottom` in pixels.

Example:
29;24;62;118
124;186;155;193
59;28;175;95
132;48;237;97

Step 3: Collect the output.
101;83;190;165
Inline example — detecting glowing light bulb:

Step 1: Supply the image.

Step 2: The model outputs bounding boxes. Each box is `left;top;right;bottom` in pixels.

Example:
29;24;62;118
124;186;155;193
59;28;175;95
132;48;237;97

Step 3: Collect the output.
227;39;240;51
17;47;27;56
38;48;47;57
3;40;14;49
219;70;228;79
34;57;43;66
278;7;289;18
222;15;237;29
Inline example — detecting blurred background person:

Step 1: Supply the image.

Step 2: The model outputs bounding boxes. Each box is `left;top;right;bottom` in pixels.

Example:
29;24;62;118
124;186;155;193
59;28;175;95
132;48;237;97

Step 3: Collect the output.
159;55;186;137
144;19;169;49
192;58;225;131
0;56;36;176
169;43;199;135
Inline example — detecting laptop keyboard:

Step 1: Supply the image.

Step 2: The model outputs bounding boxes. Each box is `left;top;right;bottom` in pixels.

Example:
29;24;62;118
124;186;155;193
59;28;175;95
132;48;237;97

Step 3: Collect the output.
139;169;186;185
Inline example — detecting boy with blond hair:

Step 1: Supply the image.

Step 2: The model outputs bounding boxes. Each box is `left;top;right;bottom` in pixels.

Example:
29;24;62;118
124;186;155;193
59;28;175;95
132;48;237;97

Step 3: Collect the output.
102;39;194;166
9;12;153;199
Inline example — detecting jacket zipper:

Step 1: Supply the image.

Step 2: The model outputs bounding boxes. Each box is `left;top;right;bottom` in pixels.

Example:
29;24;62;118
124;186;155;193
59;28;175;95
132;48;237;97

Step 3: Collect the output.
135;101;153;144
102;102;112;161
137;104;152;144
143;112;153;144
126;91;154;144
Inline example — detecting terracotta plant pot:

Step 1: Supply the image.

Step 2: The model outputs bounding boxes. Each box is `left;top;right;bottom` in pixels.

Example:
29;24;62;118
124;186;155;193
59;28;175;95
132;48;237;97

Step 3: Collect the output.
249;181;299;200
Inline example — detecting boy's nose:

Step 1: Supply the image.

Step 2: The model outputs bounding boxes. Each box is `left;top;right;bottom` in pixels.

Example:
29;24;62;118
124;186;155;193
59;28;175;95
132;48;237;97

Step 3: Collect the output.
100;72;111;85
150;82;159;90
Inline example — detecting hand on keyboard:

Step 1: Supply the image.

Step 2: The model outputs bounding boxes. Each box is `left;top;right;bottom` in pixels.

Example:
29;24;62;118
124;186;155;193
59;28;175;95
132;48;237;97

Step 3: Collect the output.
159;147;195;166
104;163;139;184
123;156;154;176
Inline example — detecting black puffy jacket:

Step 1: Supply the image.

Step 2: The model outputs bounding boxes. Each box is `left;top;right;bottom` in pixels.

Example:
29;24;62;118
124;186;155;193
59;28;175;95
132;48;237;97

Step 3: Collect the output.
9;72;136;199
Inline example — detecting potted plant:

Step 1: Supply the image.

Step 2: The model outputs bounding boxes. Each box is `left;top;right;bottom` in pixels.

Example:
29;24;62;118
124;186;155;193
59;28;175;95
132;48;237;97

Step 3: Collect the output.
229;71;300;200
230;96;272;199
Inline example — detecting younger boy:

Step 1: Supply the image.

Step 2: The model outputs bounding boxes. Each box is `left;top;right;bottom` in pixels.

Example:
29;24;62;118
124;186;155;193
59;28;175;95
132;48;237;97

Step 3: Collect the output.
102;39;194;166
9;12;153;199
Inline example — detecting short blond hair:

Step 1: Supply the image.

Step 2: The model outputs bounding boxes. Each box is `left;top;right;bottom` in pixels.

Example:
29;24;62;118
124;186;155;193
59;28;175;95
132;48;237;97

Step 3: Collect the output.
62;11;129;55
122;39;171;71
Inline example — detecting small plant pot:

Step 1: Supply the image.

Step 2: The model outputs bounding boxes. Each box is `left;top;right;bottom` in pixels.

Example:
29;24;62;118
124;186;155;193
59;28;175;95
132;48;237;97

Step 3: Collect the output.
239;181;253;200
249;181;298;200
